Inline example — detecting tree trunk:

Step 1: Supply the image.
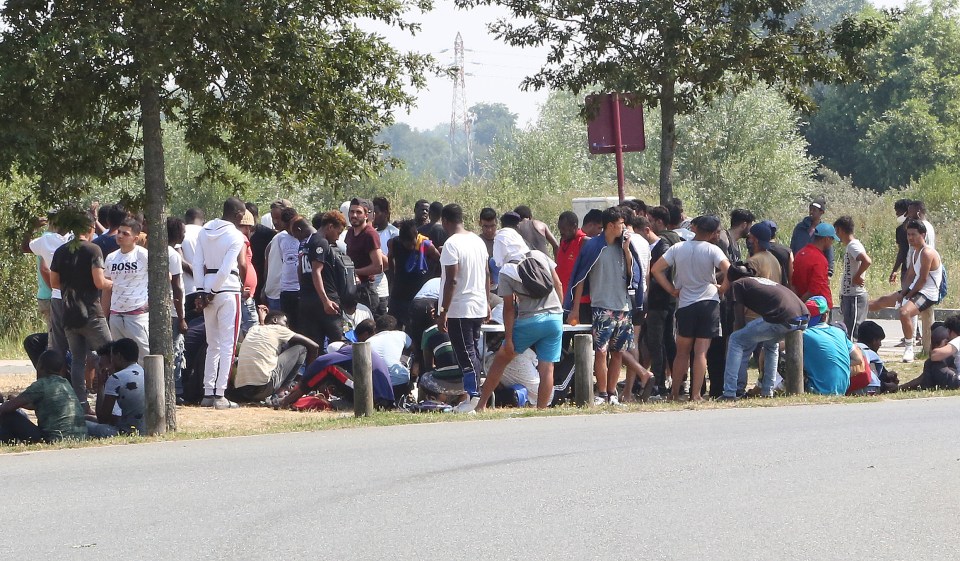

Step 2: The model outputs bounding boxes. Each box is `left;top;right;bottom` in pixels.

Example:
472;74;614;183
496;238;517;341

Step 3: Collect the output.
659;79;677;206
141;78;176;431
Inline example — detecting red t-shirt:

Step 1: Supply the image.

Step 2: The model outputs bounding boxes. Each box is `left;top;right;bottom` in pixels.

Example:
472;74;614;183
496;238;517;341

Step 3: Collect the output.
792;244;832;308
345;224;381;283
243;240;257;296
556;229;590;304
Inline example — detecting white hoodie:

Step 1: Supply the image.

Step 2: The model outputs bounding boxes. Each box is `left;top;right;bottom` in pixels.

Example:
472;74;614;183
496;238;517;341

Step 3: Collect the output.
193;218;245;293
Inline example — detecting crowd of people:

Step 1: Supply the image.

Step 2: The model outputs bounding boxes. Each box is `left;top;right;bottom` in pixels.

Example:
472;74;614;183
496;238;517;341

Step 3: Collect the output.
2;192;959;444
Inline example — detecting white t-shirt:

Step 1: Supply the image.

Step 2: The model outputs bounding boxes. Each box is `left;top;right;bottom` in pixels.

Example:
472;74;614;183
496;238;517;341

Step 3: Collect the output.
168;246;183;318
841;239;867;297
499;349;540;407
414;277;441;300
439;231;488;318
368;330;411;368
29;231;69;299
277;231;301;293
104;246;149;312
661;240;727;309
629;233;651;298
949;336;960;368
375;223;400;298
264;234;283;300
180;223;202;294
342;303;373;332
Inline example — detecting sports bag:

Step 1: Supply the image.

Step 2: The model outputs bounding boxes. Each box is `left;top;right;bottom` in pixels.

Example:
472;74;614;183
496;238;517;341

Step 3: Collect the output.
516;253;554;299
331;248;358;307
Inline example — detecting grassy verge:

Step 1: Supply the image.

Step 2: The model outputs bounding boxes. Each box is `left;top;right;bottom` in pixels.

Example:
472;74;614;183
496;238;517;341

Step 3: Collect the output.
0;328;31;360
3;387;958;455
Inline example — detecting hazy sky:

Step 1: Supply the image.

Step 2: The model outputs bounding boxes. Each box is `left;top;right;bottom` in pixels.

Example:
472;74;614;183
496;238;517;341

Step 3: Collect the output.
385;0;910;131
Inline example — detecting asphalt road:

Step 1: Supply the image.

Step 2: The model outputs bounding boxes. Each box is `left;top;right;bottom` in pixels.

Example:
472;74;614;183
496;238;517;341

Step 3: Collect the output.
2;397;960;560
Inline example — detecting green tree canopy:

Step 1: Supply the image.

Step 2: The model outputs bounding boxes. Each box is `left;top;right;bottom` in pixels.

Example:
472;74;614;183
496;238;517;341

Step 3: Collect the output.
456;0;891;204
805;0;960;190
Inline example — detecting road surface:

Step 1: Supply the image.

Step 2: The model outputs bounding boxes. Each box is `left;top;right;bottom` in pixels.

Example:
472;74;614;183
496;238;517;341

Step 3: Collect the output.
2;397;959;560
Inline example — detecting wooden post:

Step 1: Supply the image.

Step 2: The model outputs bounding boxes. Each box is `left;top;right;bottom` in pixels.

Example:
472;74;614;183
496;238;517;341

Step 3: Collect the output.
920;307;934;356
144;354;166;436
574;333;594;408
352;342;375;417
783;330;804;395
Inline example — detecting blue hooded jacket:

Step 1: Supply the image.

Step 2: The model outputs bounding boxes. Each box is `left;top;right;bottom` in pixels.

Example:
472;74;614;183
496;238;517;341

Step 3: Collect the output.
563;234;643;313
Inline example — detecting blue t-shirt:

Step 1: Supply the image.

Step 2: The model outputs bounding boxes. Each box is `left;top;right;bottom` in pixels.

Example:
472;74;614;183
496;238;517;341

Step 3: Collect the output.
803;324;853;395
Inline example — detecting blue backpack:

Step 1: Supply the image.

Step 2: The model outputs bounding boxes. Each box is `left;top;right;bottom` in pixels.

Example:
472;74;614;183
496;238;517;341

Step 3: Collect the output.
939;265;948;302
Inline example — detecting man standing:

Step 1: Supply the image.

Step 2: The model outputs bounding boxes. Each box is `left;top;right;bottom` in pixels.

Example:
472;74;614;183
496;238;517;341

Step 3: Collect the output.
277;208;304;330
651;215;730;401
566;207;650;404
193;197;247;409
237;210;259;335
834;216;872;339
479;207;500;294
720;264;808;400
514;205;559;256
745;222;782;283
476;247;566;411
262;206;295;311
50;211;113;407
643;206;681;395
299;211;348;351
716;209;754;263
247;201;277;304
790;196;834;276
437;204;490;413
765;220;793;287
869;220;942;363
418;201;448;247
556;211;589;319
792;222;839;311
413;199;430;229
92;204;127;258
25;212;70;353
179;207;205;315
372;197;399;318
888;198;911;289
102;218;150;361
345;198;385;317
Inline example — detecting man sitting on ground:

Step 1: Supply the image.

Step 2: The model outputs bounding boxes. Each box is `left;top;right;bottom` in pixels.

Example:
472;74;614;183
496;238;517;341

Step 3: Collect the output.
0;351;86;443
855;321;899;394
228;308;319;404
278;342;394;408
802;296;862;395
87;338;146;437
356;315;413;390
901;326;960;391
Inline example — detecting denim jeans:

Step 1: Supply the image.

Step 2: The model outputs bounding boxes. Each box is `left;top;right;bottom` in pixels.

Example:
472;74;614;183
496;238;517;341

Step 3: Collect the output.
240;297;258;336
723;318;792;397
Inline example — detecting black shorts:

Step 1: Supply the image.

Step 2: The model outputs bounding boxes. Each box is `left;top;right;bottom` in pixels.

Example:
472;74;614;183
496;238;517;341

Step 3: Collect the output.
675;300;720;339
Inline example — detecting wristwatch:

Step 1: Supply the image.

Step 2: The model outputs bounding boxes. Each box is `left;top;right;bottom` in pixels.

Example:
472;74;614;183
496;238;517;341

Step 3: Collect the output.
438;306;446;314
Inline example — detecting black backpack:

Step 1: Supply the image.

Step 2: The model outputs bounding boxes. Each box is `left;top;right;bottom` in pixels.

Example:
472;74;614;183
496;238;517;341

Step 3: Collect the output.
516;253;555;299
331;248;358;307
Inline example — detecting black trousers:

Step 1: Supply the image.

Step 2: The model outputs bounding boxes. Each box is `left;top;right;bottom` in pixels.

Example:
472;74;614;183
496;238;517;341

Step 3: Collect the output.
280;291;301;333
447;317;483;397
645;306;677;393
0;411;44;444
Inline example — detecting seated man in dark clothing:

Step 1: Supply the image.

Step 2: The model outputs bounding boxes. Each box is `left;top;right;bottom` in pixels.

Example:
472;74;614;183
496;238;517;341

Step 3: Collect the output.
0;351;87;444
278;342;394;408
23;332;49;370
417;321;467;404
901;326;960;391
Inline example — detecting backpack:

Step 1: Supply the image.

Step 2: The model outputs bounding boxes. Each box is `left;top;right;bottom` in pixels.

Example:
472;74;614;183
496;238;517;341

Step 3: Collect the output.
330;248;358;307
516;253;554;298
939;265;948;302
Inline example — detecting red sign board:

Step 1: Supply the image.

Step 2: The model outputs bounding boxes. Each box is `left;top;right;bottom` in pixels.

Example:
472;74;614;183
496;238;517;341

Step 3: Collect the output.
586;94;645;154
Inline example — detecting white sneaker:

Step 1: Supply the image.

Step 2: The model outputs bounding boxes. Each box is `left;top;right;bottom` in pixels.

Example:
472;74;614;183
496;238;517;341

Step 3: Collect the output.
593;395;606;406
201;396;239;409
608;394;621;406
453;396;479;414
902;347;915;363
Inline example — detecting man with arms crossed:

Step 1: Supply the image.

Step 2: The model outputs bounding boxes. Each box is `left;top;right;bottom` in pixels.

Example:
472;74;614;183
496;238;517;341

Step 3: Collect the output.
651;215;730;401
193;197;248;409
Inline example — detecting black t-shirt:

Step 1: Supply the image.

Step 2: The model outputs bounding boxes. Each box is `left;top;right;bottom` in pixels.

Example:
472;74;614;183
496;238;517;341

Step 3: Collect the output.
895;223;909;274
93;233;119;258
418;222;448;247
768;242;792;286
249;224;276;291
51;240;105;320
731;277;807;325
299;233;339;302
647;235;677;310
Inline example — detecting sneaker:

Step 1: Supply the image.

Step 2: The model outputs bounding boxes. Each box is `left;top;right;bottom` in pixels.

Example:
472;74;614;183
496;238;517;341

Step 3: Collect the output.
200;396;216;407
593;395;606;406
201;396;240;409
453;396;479;414
902;347;915;363
608;394;621;406
716;395;739;402
894;338;909;347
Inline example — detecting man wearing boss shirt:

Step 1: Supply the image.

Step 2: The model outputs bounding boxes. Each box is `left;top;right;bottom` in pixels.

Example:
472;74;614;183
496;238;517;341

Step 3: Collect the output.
344;198;384;317
103;218;150;362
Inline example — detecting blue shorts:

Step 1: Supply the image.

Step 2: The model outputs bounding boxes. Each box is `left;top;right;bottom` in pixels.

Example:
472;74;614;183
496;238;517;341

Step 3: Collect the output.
511;313;563;363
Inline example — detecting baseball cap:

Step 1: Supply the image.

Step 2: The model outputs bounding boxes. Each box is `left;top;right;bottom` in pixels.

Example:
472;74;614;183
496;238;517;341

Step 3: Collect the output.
270;198;293;209
763;220;778;238
809;196;826;211
240;210;255;226
691;214;721;233
813;222;840;241
749;222;772;250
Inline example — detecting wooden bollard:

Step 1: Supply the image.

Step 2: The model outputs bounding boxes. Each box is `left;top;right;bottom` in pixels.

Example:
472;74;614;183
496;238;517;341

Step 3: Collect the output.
920;307;934;355
352;341;375;417
784;330;804;395
574;333;594;408
143;355;166;435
